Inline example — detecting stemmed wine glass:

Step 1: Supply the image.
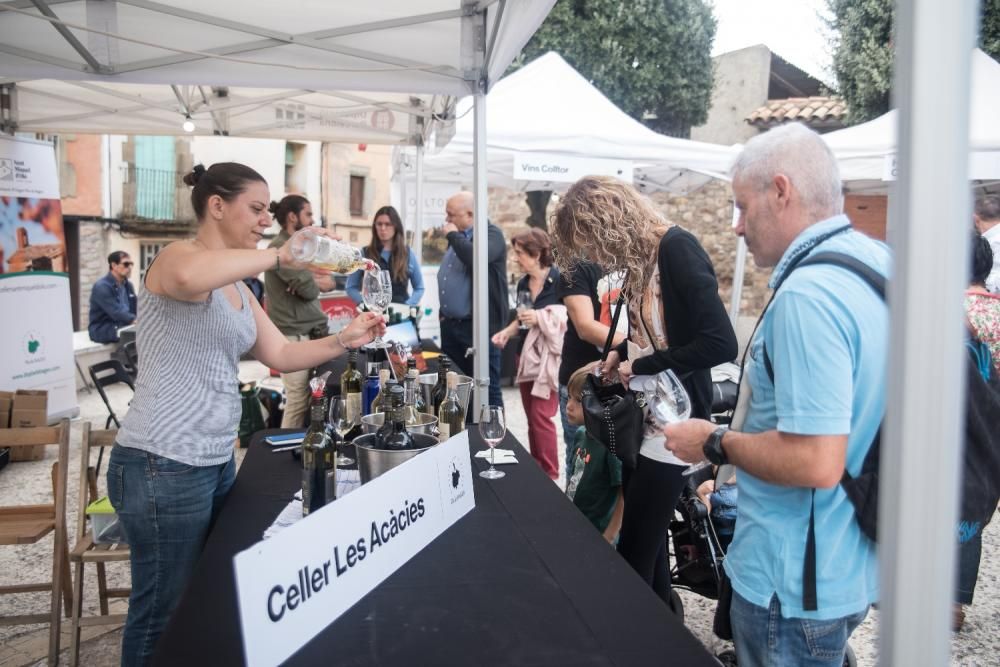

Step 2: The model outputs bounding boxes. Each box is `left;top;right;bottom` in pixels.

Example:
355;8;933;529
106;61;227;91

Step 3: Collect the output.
478;405;506;479
328;396;356;467
516;290;533;330
646;369;708;476
362;268;395;380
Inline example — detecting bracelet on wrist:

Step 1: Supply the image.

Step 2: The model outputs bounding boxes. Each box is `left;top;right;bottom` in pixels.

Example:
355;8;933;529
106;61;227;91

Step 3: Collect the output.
335;330;353;351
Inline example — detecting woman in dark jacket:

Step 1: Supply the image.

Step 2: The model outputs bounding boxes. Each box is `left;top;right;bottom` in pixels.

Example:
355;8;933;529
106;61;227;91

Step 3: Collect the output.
551;175;737;608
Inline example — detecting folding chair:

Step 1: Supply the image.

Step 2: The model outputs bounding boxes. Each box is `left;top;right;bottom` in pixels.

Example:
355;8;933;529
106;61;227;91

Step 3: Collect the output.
68;423;130;667
121;341;139;380
87;360;134;430
0;420;73;666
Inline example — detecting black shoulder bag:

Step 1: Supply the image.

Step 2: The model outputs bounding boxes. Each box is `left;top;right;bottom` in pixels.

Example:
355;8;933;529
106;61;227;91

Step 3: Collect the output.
581;289;645;470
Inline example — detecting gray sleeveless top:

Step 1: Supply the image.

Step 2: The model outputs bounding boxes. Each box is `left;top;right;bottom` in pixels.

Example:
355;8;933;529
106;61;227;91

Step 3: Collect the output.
117;282;257;466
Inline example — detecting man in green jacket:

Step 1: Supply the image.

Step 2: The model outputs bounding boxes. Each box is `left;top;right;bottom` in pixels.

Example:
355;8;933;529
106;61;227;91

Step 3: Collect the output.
264;197;333;427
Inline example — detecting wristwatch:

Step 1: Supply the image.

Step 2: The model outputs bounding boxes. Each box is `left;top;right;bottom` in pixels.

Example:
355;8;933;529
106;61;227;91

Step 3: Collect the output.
703;426;729;466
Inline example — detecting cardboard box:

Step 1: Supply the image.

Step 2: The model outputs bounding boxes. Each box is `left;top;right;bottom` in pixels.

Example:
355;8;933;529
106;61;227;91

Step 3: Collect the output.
10;389;47;461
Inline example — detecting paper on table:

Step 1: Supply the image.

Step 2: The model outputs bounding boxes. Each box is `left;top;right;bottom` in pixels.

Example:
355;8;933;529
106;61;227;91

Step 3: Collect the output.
474;449;515;458
262;469;363;540
475;449;518;464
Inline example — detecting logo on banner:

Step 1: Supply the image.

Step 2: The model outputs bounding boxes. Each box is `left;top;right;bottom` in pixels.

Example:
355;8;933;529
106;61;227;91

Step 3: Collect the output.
447;456;467;504
370;110;395;131
23;330;43;356
0;159;12;181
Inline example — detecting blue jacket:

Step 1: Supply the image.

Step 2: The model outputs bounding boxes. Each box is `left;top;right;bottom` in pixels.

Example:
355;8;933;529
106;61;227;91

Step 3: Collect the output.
88;273;137;343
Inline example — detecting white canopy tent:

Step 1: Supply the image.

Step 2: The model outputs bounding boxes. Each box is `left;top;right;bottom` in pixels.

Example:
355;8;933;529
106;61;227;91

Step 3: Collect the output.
0;0;558;411
395;51;736;194
823;48;1000;192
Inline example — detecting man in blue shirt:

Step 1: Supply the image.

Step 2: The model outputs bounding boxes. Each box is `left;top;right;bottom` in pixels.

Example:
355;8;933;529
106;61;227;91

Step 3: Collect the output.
665;124;889;666
438;192;508;406
88;251;137;343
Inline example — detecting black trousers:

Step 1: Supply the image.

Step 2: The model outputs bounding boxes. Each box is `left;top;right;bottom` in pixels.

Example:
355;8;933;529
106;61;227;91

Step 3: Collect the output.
618;455;687;607
440;318;503;407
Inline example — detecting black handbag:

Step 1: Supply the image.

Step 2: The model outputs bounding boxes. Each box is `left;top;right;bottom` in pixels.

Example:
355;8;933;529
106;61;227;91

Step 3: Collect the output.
581;289;646;470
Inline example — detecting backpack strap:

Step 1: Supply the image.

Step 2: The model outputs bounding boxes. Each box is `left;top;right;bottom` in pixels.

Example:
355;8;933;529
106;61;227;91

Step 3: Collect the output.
762;251;887;612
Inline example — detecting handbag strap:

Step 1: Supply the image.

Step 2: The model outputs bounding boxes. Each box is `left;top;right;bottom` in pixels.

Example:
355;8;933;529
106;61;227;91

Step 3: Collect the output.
599;275;628;362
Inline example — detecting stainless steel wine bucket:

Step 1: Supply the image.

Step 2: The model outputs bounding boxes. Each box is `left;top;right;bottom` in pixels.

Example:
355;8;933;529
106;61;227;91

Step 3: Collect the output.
353;432;440;484
418;373;473;415
360;411;438;435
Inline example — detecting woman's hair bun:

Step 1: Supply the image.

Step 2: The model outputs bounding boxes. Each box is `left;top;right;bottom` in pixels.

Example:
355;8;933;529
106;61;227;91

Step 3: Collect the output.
268;201;280;216
182;163;207;187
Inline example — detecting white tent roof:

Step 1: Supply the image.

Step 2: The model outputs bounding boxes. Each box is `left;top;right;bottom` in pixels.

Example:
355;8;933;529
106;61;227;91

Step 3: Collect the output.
0;0;555;144
399;51;737;193
824;48;1000;189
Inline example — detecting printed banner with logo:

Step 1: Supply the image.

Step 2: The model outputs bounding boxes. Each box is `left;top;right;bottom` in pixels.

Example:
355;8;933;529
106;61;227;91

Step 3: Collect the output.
0;135;76;421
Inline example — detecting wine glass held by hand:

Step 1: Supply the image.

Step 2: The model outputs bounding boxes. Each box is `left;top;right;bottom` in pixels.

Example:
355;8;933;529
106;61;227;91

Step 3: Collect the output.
645;370;709;476
478;405;507;480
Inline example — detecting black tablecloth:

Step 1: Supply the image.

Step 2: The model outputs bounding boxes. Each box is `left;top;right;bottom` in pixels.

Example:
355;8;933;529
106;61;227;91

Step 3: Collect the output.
153;431;715;666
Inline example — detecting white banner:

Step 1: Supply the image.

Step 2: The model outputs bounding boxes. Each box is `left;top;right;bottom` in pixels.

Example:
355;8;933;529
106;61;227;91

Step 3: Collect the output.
513;152;633;184
883;151;1000;181
0;136;76;421
234;433;476;667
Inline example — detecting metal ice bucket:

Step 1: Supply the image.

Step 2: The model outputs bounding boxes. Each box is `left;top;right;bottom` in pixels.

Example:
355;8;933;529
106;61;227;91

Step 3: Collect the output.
353;432;440;484
418;373;473;415
360;411;438;436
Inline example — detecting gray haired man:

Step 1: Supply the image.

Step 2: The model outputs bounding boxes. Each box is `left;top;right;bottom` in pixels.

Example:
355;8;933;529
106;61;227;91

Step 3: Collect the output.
664;123;890;666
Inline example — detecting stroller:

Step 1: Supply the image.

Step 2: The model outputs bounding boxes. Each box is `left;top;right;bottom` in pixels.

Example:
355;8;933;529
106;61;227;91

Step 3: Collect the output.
667;470;857;667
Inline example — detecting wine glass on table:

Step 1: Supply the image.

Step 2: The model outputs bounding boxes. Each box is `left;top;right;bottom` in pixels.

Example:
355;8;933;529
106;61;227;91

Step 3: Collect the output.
647;370;707;476
328;396;356;467
516;289;533;330
478;405;507;479
362;268;395;380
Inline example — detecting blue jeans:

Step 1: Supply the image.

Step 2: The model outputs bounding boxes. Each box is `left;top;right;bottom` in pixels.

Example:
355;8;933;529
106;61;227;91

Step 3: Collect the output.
558;384;580;480
107;446;235;666
956;526;983;605
730;591;867;667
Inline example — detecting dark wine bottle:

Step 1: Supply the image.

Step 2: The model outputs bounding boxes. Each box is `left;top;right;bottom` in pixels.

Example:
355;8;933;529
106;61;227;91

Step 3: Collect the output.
430;356;451;416
375;385;414;450
301;391;335;516
437;371;465;442
340;349;363;422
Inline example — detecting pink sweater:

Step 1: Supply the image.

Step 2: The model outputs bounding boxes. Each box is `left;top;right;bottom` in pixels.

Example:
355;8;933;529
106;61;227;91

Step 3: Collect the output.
516;305;567;400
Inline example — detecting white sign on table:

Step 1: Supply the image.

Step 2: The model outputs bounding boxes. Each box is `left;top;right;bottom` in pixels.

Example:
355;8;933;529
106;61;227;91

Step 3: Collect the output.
513;151;633;185
233;433;476;667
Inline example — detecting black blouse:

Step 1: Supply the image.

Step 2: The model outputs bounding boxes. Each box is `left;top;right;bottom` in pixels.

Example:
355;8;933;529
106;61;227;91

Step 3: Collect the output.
516;266;561;310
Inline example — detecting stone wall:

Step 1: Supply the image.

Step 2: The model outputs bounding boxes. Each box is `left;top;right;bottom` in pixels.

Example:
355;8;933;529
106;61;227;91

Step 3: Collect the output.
77;221;109;328
486;182;772;317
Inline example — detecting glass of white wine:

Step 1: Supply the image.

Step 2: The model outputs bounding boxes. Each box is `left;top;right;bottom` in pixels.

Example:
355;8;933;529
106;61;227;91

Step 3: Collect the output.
478;405;506;480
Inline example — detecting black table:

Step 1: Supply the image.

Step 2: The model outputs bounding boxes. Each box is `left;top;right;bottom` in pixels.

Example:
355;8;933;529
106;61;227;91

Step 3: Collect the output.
153;431;716;666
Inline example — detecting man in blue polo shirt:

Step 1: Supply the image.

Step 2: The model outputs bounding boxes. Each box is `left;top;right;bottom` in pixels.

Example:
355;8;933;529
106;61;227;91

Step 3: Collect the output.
665;123;889;666
88;250;137;343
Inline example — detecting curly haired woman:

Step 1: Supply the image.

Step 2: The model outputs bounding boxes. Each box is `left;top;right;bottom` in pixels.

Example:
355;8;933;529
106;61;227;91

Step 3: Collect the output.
552;175;737;609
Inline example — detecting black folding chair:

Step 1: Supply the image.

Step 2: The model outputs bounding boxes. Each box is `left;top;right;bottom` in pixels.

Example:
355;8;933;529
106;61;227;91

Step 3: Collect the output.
88;360;135;474
122;340;139;379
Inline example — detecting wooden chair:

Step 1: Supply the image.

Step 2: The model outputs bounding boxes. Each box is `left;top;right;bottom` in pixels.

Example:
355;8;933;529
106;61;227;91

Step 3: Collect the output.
0;419;72;666
68;423;130;667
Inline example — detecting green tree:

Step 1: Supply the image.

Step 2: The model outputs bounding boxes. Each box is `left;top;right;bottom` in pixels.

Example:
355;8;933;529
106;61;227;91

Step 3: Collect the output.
508;0;717;228
829;0;1000;124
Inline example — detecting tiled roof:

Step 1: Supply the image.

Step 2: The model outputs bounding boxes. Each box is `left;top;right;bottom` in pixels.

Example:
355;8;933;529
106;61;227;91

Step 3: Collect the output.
746;96;847;128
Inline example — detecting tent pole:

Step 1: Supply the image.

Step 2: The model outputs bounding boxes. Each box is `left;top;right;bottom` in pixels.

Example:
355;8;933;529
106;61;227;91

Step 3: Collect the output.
729;236;746;323
471;86;489;416
413;144;424;265
879;0;976;664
